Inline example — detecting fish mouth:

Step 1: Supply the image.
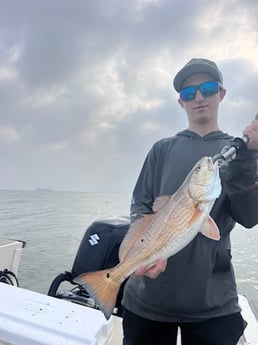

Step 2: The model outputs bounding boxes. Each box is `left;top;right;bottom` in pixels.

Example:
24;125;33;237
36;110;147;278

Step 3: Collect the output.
207;156;217;171
200;165;221;199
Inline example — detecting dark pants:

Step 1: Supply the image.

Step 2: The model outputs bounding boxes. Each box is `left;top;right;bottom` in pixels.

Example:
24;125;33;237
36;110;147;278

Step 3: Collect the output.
122;308;245;345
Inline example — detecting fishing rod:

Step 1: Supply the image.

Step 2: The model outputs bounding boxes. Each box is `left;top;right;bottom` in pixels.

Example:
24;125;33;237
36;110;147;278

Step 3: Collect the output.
212;136;249;167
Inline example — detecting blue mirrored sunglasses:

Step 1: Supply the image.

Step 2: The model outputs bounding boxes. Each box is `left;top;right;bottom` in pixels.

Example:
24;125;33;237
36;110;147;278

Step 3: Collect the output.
179;81;222;102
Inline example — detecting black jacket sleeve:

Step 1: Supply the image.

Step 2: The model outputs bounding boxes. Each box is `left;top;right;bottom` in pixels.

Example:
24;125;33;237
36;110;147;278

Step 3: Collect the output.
130;147;156;221
224;147;258;228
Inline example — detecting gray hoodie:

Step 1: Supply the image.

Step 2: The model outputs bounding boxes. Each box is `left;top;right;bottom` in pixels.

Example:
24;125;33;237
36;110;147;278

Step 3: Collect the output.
122;130;258;322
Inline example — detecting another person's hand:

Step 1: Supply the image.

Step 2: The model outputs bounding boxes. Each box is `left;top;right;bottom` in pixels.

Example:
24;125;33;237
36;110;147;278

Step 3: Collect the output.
243;113;258;150
134;258;167;279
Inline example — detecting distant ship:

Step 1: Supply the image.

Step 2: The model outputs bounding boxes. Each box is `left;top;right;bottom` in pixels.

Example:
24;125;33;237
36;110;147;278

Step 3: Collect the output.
35;187;53;192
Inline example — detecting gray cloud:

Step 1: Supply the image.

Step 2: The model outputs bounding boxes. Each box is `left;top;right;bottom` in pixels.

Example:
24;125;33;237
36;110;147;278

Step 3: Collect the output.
0;0;257;191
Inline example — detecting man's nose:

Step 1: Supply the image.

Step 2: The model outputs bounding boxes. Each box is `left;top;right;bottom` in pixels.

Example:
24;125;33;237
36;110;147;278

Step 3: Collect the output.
195;89;204;101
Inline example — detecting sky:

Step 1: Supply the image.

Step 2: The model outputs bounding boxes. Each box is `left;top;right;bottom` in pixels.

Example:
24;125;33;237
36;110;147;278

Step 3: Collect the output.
0;0;258;192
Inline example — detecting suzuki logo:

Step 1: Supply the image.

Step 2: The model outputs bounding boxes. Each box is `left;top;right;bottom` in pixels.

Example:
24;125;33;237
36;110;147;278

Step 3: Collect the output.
88;233;100;246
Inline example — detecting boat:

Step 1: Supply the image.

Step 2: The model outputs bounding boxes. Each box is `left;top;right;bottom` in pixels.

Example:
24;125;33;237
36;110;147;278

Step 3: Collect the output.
35;187;53;192
0;218;257;344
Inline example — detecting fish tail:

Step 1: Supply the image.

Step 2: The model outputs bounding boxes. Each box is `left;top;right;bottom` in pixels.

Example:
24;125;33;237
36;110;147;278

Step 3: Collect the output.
74;269;120;320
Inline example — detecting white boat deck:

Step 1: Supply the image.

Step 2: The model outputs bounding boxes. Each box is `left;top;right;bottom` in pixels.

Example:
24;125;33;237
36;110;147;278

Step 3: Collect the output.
0;284;257;345
238;295;258;345
0;284;113;345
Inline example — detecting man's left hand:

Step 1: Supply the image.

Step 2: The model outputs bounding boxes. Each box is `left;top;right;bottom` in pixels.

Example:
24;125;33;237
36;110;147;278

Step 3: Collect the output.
134;259;167;279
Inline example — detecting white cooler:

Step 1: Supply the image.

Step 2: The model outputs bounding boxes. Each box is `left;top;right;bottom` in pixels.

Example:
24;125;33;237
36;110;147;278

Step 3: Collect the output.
0;284;113;345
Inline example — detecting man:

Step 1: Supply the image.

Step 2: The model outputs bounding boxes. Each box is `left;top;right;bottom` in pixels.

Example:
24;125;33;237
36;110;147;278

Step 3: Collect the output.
122;58;258;345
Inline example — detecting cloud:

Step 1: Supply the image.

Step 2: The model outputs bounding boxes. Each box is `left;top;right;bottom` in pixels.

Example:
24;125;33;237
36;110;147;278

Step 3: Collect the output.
0;125;19;143
0;0;257;191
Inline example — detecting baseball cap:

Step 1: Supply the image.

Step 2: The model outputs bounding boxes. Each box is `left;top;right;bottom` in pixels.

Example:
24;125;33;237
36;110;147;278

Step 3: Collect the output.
173;58;223;92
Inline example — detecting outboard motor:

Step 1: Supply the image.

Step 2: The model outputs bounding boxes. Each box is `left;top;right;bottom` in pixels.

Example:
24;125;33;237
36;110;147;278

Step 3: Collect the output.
48;217;129;317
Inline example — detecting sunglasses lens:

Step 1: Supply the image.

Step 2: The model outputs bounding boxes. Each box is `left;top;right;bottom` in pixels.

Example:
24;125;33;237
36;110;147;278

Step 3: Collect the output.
199;81;219;97
180;86;196;101
180;81;220;102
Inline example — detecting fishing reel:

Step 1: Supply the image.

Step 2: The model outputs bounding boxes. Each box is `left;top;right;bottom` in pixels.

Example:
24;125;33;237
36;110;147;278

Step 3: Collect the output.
212;136;249;167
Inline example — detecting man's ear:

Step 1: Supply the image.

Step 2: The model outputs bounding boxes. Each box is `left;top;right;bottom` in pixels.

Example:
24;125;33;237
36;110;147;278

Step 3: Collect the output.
219;88;226;102
178;98;184;109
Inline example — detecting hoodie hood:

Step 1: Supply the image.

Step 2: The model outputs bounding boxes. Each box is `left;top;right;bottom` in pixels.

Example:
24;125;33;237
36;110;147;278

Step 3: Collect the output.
176;130;233;142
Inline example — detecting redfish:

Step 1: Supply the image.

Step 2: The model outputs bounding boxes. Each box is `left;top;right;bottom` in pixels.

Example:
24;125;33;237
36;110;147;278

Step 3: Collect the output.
74;156;222;319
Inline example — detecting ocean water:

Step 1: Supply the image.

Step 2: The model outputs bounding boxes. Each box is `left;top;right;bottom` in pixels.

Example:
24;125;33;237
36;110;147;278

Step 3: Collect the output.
0;189;257;315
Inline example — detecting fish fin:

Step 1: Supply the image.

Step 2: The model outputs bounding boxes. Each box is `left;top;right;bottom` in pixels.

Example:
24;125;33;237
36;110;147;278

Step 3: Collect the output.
188;209;220;241
152;195;171;213
188;207;202;226
119;214;154;262
73;269;120;320
200;216;220;241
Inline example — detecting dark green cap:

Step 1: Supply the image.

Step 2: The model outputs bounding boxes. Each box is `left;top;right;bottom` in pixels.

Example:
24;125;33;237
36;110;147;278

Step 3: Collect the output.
173;58;223;92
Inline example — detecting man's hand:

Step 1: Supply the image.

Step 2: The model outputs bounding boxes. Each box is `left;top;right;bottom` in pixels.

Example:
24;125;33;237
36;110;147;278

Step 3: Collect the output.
134;258;167;279
243;113;258;150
